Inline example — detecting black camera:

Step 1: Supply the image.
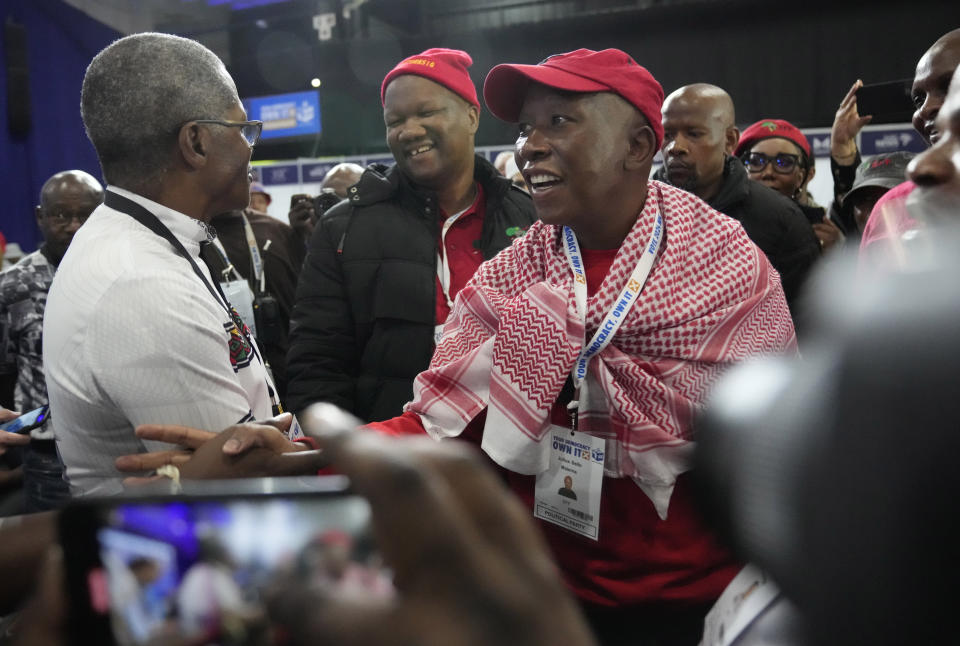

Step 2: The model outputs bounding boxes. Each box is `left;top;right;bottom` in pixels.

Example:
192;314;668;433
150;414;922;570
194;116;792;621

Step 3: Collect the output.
313;190;343;218
253;294;282;345
695;235;960;646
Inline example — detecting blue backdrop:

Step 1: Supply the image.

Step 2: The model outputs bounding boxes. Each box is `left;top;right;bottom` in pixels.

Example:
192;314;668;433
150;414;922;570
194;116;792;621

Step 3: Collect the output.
0;0;118;254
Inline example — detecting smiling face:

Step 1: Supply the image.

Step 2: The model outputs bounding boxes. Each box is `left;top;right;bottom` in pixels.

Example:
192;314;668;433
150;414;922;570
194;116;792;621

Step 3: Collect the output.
907;64;960;221
515;84;646;243
383;75;479;191
911;34;960;145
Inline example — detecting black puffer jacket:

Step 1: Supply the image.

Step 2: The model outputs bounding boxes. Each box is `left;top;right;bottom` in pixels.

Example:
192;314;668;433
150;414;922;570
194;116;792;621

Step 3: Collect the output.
656;156;820;312
286;155;536;421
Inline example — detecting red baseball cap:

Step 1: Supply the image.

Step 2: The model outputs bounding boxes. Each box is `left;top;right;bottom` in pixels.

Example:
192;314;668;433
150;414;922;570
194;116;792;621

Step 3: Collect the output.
381;48;479;108
482;48;664;148
735;119;811;161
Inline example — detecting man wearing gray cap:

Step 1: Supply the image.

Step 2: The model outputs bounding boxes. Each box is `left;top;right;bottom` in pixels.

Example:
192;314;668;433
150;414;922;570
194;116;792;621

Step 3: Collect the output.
844;151;916;233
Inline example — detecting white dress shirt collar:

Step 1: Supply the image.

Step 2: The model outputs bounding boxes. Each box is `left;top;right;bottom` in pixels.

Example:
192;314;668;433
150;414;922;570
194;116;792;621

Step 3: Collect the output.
106;185;215;257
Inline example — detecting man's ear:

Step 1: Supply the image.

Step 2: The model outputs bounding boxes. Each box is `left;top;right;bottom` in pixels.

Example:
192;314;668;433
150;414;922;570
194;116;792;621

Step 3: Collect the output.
725;126;741;155
178;123;209;170
35;205;43;226
625;122;657;171
465;103;480;135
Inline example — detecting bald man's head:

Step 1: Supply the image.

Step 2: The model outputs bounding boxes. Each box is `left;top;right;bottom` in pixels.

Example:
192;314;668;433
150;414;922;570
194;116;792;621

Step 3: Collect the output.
913;28;960;144
665;84;736;129
661;84;740;202
36;170;103;263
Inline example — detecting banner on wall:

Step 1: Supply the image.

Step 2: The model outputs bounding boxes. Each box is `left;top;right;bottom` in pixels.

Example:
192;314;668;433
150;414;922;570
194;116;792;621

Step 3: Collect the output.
258;164;301;185
860;127;927;155
243;91;321;140
251;146;526;186
804;130;832;158
301;162;339;182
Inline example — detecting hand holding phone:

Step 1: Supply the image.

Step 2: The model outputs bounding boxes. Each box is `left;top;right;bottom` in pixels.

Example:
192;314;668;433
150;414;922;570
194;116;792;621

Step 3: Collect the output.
0;404;48;434
855;79;913;125
0;407;32;455
288;193;317;239
833;79;874;160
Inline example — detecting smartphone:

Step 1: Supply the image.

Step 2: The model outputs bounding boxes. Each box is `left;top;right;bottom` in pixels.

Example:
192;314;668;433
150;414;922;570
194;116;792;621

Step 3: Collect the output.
0;404;49;434
60;477;393;646
855;80;914;124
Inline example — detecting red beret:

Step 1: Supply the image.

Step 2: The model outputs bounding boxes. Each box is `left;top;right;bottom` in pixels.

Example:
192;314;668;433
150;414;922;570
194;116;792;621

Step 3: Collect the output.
381;48;479;108
735;119;811;160
482;48;664;149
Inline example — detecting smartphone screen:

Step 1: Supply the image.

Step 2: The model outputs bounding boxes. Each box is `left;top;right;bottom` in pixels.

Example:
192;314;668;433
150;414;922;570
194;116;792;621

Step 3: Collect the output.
855;80;913;124
0;404;48;433
61;480;393;646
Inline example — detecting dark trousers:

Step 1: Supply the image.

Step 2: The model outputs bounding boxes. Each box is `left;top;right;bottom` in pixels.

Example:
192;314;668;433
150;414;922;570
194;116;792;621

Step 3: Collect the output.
581;601;714;646
22;441;70;513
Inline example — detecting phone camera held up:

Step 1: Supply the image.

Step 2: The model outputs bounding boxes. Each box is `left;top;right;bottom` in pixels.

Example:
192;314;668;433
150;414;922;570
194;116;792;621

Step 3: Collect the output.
291;190;343;225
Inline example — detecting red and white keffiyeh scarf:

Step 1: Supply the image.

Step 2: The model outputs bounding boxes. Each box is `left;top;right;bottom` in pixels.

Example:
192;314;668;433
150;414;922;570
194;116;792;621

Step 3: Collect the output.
406;181;797;517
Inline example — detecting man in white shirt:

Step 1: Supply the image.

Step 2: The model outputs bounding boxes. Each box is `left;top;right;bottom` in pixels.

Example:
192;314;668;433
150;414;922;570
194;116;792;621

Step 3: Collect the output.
43;33;283;496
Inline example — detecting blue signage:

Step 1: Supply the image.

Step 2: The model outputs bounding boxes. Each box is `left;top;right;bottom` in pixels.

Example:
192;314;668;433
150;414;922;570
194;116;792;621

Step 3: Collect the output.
259;164;301;185
243;91;321;140
301;162;338;183
861;128;928;155
807;132;832;158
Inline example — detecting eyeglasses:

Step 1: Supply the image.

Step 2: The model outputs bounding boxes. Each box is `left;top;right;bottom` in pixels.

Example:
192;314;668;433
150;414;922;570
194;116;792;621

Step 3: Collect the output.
192;119;263;146
46;212;90;225
743;152;802;175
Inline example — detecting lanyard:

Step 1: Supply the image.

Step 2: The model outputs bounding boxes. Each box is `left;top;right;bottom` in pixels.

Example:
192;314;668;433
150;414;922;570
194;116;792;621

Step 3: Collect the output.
208;212;266;294
562;207;664;394
435;205;471;309
104;191;282;414
209;238;244;283
241;213;266;294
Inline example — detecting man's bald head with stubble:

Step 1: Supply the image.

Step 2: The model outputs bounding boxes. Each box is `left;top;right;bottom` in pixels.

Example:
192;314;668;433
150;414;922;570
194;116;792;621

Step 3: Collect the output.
661;83;740;202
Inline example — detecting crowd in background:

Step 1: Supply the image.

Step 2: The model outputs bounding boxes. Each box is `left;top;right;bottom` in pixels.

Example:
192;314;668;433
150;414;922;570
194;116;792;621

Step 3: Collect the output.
0;20;958;646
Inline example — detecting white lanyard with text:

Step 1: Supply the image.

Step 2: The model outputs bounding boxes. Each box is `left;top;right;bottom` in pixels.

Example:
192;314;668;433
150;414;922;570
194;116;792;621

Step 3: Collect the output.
435;205;471;309
241;213;266;295
561;209;664;428
209;213;266;292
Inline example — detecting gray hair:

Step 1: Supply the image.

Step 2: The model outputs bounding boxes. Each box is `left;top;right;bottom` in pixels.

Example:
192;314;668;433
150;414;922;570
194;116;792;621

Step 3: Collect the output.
80;33;239;187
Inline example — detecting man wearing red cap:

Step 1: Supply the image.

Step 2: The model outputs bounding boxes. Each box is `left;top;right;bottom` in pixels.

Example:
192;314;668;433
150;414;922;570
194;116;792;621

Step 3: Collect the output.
363;48;797;644
286;48;535;422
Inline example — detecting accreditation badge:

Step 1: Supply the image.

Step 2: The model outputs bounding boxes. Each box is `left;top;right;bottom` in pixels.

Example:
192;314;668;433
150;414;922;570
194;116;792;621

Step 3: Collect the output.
287;413;305;441
220;279;257;337
534;425;605;541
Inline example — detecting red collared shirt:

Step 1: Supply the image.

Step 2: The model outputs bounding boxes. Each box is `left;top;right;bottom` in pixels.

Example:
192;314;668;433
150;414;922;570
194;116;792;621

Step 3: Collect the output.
435;183;486;324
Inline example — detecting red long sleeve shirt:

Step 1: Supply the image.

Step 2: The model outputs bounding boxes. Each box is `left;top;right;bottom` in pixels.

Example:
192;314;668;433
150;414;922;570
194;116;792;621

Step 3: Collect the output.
368;247;738;608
